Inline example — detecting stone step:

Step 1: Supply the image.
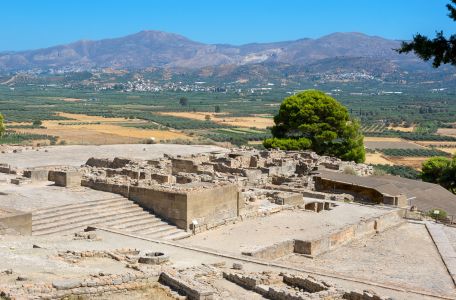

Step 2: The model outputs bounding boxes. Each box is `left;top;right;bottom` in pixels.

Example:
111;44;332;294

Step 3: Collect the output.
163;230;192;241
155;228;187;239
130;222;172;235
33;199;133;221
32;206;148;232
95;212;160;228
141;225;180;238
33;202;142;225
33;197;126;216
106;216;163;231
33;225;89;236
31;195;188;239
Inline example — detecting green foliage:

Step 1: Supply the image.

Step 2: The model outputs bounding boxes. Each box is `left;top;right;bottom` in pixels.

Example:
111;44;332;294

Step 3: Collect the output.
0;131;57;145
0;113;5;136
265;90;365;162
421;157;454;188
414;121;439;134
398;0;456;67
421;156;456;193
179;97;188;106
214;105;221;113
372;164;420;179
32;120;42;127
263;137;312;150
380;148;450;157
428;209;448;221
205;129;271;147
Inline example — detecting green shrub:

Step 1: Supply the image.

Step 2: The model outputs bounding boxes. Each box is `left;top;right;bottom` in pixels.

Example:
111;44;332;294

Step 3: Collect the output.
263;137;312;151
428;209;448;221
372;164;419;179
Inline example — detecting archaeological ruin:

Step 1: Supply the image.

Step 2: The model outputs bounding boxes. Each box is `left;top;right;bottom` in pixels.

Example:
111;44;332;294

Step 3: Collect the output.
0;144;455;299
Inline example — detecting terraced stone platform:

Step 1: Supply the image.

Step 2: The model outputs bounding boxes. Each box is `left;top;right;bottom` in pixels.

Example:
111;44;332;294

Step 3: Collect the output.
32;196;191;240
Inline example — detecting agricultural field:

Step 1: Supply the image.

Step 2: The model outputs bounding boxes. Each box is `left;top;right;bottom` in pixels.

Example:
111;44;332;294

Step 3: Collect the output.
363;137;423;150
159;111;274;129
379;148;450;157
8;113;192;145
364;152;393;165
0;82;455;174
437;128;456;137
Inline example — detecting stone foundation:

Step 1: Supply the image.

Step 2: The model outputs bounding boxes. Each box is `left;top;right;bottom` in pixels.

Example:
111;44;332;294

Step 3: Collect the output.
242;209;404;258
159;271;215;300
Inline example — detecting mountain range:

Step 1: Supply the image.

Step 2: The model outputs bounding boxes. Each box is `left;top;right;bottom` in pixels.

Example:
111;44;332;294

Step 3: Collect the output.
0;30;420;72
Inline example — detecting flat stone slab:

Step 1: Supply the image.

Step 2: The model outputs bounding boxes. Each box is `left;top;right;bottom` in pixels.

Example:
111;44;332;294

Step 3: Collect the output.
426;222;456;284
52;279;81;290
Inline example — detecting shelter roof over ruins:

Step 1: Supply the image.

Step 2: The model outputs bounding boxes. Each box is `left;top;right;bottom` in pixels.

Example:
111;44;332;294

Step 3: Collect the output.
316;170;456;215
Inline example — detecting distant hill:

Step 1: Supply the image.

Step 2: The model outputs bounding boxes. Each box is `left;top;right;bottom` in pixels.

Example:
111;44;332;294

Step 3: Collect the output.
0;30;422;72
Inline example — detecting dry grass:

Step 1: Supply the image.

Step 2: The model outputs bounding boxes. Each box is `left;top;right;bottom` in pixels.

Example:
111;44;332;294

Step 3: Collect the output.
387;126;415;132
159;111;274;129
159;111;227;121
365;152;394;165
43;97;84;102
11;112;191;145
387;157;428;170
415;141;456;147
436;148;456;155
61;98;83;102
364;137;405;142
437;128;456;136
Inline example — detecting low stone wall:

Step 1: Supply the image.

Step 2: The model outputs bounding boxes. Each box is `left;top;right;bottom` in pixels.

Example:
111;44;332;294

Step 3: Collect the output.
242;240;295;260
159;271;215;300
315;177;384;204
294;209;404;257
0;273;165;299
223;271;387;300
0;208;32;235
282;274;329;293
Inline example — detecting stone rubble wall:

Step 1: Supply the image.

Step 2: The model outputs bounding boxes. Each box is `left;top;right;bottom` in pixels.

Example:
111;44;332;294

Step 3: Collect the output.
159;270;215;300
222;271;389;300
0;273;164;300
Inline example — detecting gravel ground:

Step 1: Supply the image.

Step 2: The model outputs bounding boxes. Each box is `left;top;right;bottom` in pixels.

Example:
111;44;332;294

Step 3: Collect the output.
0;144;225;168
0;229;441;300
277;222;455;296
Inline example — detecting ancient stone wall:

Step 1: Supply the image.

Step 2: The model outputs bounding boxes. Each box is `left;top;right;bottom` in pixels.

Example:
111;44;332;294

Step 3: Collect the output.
314;177;384;204
0;208;32;235
52;171;82;188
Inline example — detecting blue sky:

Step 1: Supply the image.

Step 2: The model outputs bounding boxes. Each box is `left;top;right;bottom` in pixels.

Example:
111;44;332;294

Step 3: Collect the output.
1;0;454;51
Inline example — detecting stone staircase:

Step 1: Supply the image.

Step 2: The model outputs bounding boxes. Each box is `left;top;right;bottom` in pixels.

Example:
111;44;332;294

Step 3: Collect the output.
32;196;191;240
